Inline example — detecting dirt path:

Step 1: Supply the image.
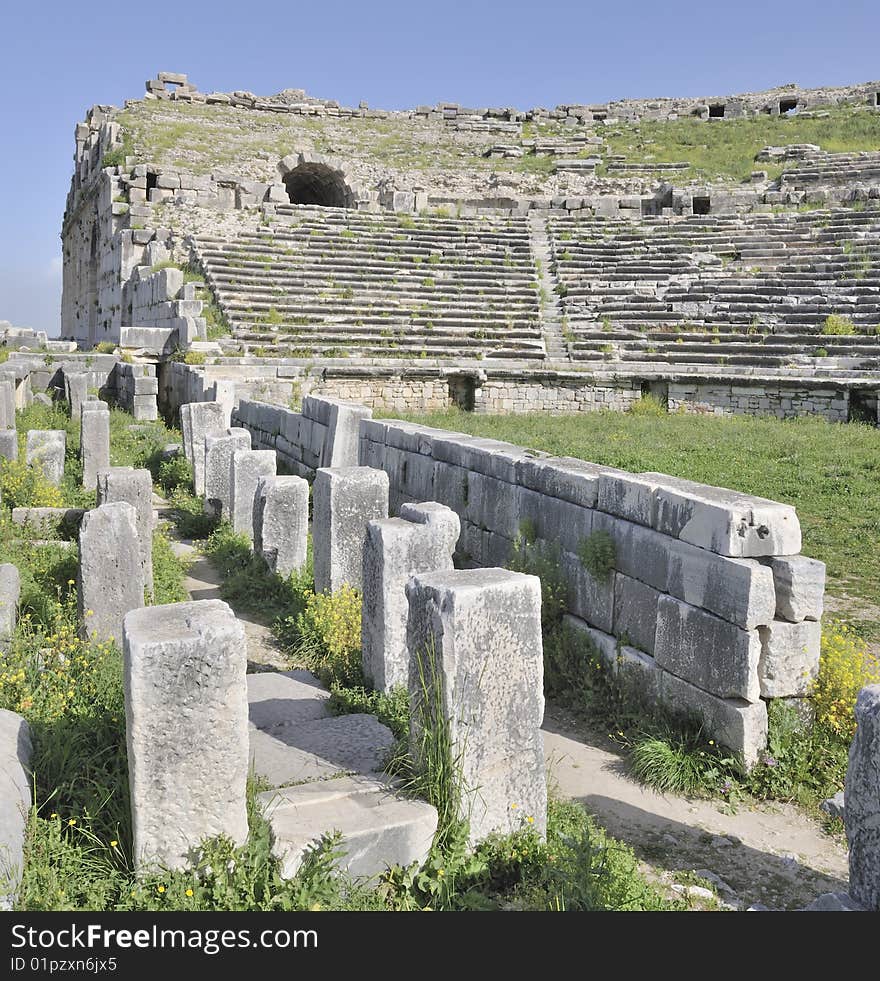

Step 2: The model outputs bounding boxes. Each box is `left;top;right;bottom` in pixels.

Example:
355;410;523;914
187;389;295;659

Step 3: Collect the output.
542;702;849;910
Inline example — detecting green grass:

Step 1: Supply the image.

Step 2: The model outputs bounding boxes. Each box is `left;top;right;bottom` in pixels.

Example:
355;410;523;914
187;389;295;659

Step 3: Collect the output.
391;408;880;626
599;105;880;182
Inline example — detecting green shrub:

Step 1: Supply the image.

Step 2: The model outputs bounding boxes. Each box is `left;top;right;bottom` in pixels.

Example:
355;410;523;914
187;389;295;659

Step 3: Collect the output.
812;622;880;740
822;314;856;335
578;531;616;581
94;341;117;354
628;394;667;416
156;455;192;496
291;585;363;687
183;350;206;365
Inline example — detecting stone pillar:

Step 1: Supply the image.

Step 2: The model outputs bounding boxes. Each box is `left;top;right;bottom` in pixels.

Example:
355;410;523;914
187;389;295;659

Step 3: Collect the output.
205;428;251;520
362;502;459;692
78;501;144;645
180;401;228;495
846;685;880;911
312;466;389;594
0;563;21;641
0;709;31;910
64;371;88;419
406;568;546;845
25;430;66;486
254;474;309;576
231;449;276;539
0;430;17;462
97;467;154;598
0;379;15;430
81;401;110;490
123;599;248;871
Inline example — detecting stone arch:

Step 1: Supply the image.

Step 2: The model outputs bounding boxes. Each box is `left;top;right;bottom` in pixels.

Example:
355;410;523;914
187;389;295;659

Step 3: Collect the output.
277;152;358;208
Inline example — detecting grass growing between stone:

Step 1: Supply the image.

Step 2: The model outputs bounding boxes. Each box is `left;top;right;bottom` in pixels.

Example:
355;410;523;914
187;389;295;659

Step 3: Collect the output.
392;406;880;636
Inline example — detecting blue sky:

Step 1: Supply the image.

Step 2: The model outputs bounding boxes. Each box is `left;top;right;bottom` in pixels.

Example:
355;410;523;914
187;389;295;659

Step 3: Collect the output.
1;1;877;335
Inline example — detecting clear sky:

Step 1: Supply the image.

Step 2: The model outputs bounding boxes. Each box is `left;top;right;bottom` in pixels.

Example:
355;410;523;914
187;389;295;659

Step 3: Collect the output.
1;0;878;335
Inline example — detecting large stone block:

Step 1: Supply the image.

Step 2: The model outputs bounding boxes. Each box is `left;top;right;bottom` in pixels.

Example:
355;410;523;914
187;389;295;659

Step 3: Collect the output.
406;568;546;845
654;594;761;702
757;619;821;698
0;709;31;909
645;473;802;558
254;475;309;576
596;471;661;526
666;539;776;629
26;430;65;486
0;563;21;640
845;685;880;911
78;501;144;645
559;547;614;634
612;573;660;655
0;380;16;430
659;669;768;768
205;428;251;520
516;487;593;555
80;402;110;490
314;396;372;468
123;600;248;871
185;402;229;495
761;555;825;622
313;466;389;594
64;371;88;419
231;449;277;539
0;430;17;463
96;468;154;597
362;503;459;692
591;511;669;592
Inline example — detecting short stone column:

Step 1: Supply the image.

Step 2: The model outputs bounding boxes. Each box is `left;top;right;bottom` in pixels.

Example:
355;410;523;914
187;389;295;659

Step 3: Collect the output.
312;466;389;594
97;468;155;598
254;474;309;576
362;502;459;692
25;430;66;486
0;379;15;430
64;371;88;419
0;431;17;463
205;428;251;520
406;568;546;845
0;709;32;910
81;401;110;490
78;501;144;645
0;563;21;641
180;401;228;495
846;684;880;911
231;449;276;539
123;599;249;871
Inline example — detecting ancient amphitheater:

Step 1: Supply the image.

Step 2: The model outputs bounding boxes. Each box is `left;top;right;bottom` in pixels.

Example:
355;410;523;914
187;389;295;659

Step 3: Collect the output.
1;71;879;915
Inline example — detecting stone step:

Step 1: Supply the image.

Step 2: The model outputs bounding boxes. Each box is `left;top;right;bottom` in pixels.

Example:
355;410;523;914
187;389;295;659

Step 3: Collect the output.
258;775;437;880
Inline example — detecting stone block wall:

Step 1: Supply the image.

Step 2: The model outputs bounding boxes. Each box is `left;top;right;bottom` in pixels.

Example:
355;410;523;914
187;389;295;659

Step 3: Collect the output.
667;380;857;421
357;416;824;765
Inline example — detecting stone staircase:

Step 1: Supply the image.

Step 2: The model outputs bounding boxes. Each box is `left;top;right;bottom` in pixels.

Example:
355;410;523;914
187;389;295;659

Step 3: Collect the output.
528;212;570;360
192;205;545;361
548;208;880;369
247;669;436;878
780;150;880;189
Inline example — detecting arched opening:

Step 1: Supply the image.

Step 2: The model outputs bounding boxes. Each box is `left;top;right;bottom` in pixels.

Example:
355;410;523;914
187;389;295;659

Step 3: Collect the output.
779;98;799;116
283;163;351;207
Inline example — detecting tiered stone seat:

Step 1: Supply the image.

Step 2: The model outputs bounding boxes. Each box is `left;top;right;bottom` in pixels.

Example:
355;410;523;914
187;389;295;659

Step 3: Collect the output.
193;205;543;360
549;209;880;368
780;151;880;188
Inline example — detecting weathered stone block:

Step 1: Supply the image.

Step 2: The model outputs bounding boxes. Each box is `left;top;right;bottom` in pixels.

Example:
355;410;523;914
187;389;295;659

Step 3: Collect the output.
25;430;65;486
96;468;154;597
362;503;459;692
80;402;110;490
205;429;251;519
596;471;661;526
64;372;88;419
757;619;821;698
591;511;669;592
231;449;277;540
0;563;21;640
0;709;31;909
123;600;248;871
184;402;228;495
845;684;880;911
0;430;17;462
0;380;16;430
406;568;546;845
645;473;802;557
654;594;761;702
559;548;614;633
254;475;309;576
78;501;144;645
659;669;768;768
666;539;776;629
612;573;660;654
313;467;389;594
761;555;825;622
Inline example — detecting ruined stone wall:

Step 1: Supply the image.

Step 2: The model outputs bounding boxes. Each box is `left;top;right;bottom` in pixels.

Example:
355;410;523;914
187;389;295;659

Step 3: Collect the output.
667;381;860;421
